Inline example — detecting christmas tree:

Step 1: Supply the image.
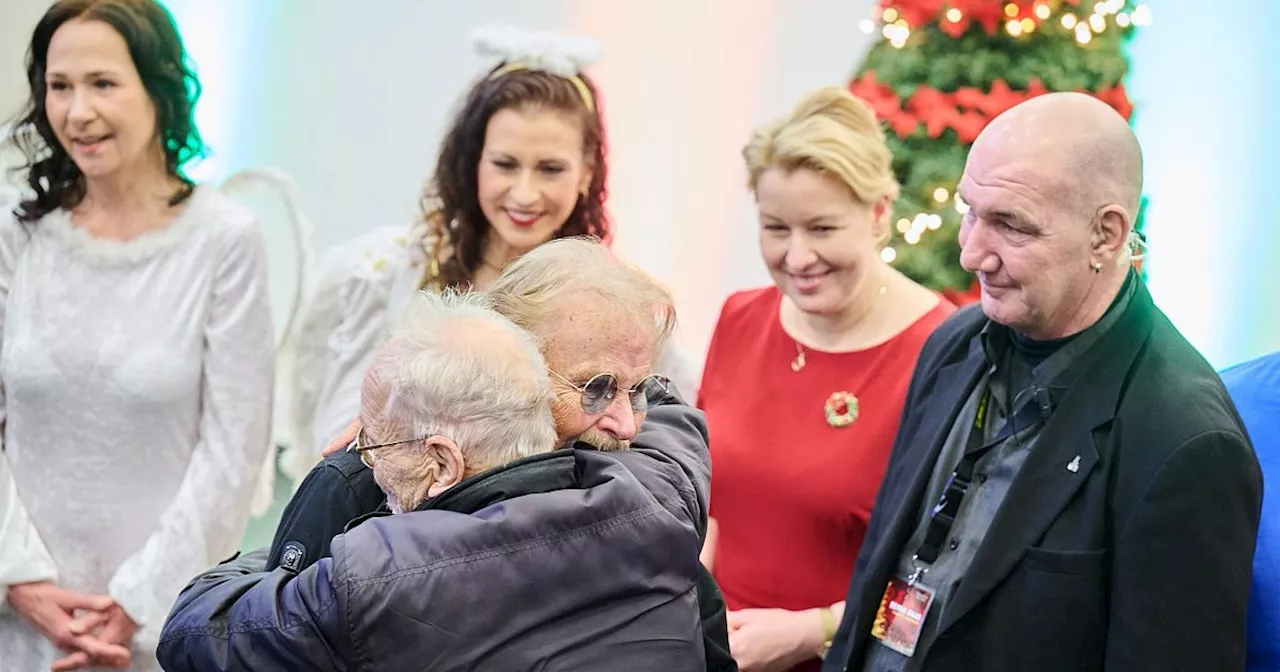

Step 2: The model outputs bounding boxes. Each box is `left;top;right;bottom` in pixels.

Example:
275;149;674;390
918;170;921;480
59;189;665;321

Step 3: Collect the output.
850;0;1150;299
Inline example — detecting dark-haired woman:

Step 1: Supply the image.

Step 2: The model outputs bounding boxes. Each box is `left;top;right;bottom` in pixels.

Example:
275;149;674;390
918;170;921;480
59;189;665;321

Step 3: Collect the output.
271;27;732;671
285;26;698;473
0;1;274;669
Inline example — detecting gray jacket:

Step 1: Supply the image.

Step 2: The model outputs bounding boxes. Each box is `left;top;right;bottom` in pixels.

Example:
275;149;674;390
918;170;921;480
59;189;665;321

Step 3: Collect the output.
159;399;710;671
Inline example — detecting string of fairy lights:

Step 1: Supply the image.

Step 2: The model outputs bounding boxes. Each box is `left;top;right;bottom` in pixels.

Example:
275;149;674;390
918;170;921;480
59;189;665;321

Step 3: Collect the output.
881;198;960;264
860;1;1153;47
857;1;1153;265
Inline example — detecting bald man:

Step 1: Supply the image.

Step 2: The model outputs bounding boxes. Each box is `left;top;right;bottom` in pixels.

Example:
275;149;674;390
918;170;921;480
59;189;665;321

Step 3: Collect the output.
823;93;1261;672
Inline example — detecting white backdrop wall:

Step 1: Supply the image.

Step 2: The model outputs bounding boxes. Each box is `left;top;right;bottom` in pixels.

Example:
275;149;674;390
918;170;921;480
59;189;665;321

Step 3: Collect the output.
166;0;883;373
2;0;1278;399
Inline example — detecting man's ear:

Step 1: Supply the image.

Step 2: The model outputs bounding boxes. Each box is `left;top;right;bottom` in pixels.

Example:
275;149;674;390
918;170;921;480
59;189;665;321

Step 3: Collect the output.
425;436;466;498
1093;204;1132;261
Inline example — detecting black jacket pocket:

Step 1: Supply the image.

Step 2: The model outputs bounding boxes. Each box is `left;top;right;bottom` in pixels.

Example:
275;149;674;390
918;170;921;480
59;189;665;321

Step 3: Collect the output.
1022;546;1106;575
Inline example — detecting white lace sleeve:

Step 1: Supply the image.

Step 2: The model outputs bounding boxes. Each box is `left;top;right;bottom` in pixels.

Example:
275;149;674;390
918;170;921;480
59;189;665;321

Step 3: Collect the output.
0;215;58;609
106;213;275;645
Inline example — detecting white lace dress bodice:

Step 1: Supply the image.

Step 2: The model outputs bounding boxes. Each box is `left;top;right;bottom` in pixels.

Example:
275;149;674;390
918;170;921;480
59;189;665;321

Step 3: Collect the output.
0;187;275;670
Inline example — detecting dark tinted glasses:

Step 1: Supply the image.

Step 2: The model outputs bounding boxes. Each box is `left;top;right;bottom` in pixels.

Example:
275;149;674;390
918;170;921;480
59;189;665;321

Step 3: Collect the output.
549;370;670;414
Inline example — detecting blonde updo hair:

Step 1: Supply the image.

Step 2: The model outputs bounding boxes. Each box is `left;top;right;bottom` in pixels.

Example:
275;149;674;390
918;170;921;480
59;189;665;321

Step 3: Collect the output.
743;86;900;207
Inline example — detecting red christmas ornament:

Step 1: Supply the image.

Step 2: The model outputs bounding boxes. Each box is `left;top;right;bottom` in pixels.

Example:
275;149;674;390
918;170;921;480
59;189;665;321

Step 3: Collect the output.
907;85;950;115
881;0;1089;33
911;87;961;139
881;0;947;28
940;12;970;38
889;111;922;138
952;85;986;111
953;110;989;144
1097;82;1134;120
909;85;955;138
849;71;903;121
981;79;1023;118
962;0;1011;34
927;107;960;139
1025;78;1048;99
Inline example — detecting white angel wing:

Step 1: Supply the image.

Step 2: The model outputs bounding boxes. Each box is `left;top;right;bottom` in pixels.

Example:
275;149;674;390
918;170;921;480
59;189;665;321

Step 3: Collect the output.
217;167;316;517
219;167;314;352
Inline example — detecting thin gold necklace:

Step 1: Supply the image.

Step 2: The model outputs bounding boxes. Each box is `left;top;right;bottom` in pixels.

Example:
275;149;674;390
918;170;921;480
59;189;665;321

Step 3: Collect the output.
791;341;808;372
790;285;888;372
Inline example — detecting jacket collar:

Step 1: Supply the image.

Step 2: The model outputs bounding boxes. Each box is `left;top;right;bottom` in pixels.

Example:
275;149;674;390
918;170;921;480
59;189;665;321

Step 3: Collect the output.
415;450;579;515
345;450;578;531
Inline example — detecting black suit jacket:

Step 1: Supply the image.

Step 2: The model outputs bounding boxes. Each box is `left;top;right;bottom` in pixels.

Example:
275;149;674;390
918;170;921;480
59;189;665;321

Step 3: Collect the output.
825;281;1262;672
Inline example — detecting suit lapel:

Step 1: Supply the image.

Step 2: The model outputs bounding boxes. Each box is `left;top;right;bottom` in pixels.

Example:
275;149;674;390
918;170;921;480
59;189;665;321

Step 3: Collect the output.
934;382;1104;633
935;282;1157;635
867;336;987;603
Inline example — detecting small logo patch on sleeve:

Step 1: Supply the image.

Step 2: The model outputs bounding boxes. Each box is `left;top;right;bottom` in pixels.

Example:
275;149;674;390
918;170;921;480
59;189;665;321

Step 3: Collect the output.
280;541;307;573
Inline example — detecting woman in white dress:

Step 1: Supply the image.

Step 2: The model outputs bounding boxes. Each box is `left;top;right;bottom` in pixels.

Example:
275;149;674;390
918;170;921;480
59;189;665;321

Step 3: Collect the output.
285;26;698;476
0;2;274;670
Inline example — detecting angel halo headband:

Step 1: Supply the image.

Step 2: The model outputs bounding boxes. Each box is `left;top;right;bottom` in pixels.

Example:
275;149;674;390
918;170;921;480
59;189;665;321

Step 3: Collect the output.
487;62;596;113
472;25;602;113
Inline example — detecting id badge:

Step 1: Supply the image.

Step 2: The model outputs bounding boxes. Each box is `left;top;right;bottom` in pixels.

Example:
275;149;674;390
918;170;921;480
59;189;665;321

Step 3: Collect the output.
869;576;936;657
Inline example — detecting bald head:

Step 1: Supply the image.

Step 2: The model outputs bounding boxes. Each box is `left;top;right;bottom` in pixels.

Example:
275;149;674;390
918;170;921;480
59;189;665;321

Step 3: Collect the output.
958;92;1144;340
973;92;1143;215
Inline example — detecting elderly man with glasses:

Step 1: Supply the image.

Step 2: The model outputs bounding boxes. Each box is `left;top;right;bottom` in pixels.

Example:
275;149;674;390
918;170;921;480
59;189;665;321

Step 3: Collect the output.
263;238;709;572
253;238;734;671
156;274;708;670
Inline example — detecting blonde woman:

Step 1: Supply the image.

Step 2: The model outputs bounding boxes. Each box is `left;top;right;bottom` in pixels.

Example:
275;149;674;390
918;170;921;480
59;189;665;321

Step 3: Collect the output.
698;87;955;672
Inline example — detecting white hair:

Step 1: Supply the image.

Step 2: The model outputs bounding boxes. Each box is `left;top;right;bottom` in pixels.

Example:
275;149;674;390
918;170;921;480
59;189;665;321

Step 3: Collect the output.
361;290;556;471
486;237;677;351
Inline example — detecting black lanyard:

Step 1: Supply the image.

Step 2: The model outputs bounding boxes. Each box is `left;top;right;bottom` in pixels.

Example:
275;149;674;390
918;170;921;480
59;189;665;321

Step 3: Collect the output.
912;383;1054;566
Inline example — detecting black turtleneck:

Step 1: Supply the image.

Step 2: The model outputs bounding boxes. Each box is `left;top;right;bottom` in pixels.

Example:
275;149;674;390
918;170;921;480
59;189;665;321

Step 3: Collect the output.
1011;270;1136;367
1010;329;1075;367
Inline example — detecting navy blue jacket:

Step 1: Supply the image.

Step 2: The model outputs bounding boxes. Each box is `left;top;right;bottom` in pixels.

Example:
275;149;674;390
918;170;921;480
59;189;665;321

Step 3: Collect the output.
258;391;736;672
159;444;707;671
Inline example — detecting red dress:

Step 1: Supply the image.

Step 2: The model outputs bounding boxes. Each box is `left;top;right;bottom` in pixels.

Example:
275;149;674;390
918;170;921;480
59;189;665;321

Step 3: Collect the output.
699;286;954;669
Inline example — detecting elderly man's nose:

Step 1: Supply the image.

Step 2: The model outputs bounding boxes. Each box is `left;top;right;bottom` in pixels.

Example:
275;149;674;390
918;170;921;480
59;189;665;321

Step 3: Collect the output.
598;396;638;440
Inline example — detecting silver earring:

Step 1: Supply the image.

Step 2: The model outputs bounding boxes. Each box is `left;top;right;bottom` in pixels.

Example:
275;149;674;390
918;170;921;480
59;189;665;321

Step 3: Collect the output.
1092;261;1102;274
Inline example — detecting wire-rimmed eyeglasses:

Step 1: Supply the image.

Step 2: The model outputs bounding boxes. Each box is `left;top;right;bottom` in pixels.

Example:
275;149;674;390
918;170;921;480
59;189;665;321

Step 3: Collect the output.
547;370;669;414
349;426;430;468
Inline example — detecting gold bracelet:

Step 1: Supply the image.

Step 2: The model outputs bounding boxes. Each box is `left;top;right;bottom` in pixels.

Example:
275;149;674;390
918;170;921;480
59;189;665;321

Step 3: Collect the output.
817;606;837;659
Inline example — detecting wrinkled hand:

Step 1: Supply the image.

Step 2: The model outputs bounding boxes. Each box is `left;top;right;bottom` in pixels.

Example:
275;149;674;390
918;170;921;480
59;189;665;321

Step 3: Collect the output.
54;604;139;671
6;582;130;669
322;418;361;457
728;608;823;672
